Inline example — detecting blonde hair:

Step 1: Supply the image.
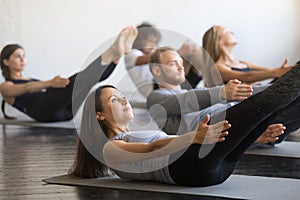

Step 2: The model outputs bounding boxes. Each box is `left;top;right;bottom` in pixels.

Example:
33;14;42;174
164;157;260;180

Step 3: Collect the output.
202;26;221;62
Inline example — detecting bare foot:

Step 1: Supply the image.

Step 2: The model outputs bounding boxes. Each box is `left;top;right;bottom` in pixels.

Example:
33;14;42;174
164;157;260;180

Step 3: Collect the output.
102;26;137;64
113;27;128;56
124;25;138;54
110;27;127;62
255;124;286;144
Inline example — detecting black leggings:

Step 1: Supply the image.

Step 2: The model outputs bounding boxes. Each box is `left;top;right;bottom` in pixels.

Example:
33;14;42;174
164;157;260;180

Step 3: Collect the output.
26;56;117;122
169;64;300;186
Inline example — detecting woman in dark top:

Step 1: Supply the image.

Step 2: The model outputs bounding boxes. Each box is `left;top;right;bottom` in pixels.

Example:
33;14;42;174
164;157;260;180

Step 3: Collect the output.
202;25;295;86
0;26;137;122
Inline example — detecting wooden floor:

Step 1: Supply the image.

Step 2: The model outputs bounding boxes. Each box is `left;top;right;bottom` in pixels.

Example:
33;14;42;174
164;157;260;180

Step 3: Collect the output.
0;124;300;200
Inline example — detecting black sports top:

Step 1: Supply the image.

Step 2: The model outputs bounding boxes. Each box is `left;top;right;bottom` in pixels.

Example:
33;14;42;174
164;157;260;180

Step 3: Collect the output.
231;66;252;72
11;79;41;113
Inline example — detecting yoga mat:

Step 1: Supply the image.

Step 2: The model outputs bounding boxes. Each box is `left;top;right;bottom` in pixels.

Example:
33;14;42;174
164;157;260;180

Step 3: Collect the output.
0;104;76;129
0;117;76;129
0;97;148;129
43;174;300;200
0;100;81;129
245;141;300;158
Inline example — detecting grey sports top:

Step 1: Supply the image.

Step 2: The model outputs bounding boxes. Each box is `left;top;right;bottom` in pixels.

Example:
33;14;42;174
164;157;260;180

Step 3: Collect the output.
111;130;176;184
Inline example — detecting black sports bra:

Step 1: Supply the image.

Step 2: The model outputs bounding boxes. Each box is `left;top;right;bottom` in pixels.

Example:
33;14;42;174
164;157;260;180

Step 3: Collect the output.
231;66;252;72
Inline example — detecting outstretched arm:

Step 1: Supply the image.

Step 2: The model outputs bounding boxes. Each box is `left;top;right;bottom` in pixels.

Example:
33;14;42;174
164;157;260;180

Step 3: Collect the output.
217;60;294;84
147;80;252;116
0;76;70;97
104;115;230;166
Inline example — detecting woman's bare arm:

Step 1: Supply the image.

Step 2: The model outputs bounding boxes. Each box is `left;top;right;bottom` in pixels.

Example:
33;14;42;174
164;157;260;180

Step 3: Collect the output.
0;76;69;97
104;115;230;167
217;63;292;84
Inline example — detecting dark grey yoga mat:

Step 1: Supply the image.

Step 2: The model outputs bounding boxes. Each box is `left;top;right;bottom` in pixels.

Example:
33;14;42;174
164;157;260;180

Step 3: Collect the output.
43;174;300;200
245;141;300;158
0;102;77;129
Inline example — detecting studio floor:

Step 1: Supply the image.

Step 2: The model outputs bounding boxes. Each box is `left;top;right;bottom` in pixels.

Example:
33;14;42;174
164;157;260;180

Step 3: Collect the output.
0;117;300;200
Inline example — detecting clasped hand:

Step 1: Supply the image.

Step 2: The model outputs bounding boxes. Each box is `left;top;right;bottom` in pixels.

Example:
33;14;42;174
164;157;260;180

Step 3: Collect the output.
49;75;70;88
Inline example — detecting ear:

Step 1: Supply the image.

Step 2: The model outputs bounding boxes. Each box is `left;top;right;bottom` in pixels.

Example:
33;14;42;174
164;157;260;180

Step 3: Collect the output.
96;112;105;121
3;59;9;66
218;39;224;46
151;65;161;77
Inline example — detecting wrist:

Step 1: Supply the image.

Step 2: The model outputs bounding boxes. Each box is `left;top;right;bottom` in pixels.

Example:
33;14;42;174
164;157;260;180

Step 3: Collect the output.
273;68;280;78
45;80;52;88
220;86;226;100
190;131;201;144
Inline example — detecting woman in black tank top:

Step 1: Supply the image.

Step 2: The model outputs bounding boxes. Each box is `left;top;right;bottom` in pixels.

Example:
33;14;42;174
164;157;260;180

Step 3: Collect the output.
202;25;296;86
0;26;138;122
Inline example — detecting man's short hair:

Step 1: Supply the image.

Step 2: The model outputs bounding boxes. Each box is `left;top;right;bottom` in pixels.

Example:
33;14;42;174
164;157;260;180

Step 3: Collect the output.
149;46;177;74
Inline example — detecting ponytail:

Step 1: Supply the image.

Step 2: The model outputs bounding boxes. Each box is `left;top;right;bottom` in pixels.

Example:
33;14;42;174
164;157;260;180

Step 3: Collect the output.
1;100;15;120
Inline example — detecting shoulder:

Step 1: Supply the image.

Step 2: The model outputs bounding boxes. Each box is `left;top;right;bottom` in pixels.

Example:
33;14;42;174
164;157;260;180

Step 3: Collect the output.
148;89;188;99
124;49;145;68
149;88;182;95
0;81;14;90
113;130;168;143
215;62;231;71
147;89;169;101
239;60;254;68
129;130;168;138
0;80;13;86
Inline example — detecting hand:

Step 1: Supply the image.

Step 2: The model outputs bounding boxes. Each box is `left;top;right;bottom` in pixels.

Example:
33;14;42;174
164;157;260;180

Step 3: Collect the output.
221;79;253;101
274;58;295;77
49;76;70;88
256;124;286;144
193;115;231;144
280;58;288;68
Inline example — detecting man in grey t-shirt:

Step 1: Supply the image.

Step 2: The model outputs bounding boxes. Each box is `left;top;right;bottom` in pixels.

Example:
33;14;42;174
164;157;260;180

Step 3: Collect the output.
146;46;282;145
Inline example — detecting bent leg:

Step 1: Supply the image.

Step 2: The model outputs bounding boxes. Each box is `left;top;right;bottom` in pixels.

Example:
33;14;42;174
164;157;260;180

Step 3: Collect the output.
169;144;236;186
206;64;300;165
225;95;300;162
169;65;300;186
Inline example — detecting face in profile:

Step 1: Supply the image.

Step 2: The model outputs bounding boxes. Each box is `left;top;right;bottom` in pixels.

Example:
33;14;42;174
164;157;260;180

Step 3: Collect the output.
141;35;160;54
216;26;238;46
4;48;26;72
98;87;134;127
156;50;186;86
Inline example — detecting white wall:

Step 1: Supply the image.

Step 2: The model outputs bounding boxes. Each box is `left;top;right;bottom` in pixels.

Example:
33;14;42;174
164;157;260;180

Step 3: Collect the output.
1;0;300;93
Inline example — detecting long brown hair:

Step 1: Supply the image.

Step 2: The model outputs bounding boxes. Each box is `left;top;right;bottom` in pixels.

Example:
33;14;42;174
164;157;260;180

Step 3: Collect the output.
0;44;23;119
202;26;221;62
1;44;23;81
69;85;116;178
